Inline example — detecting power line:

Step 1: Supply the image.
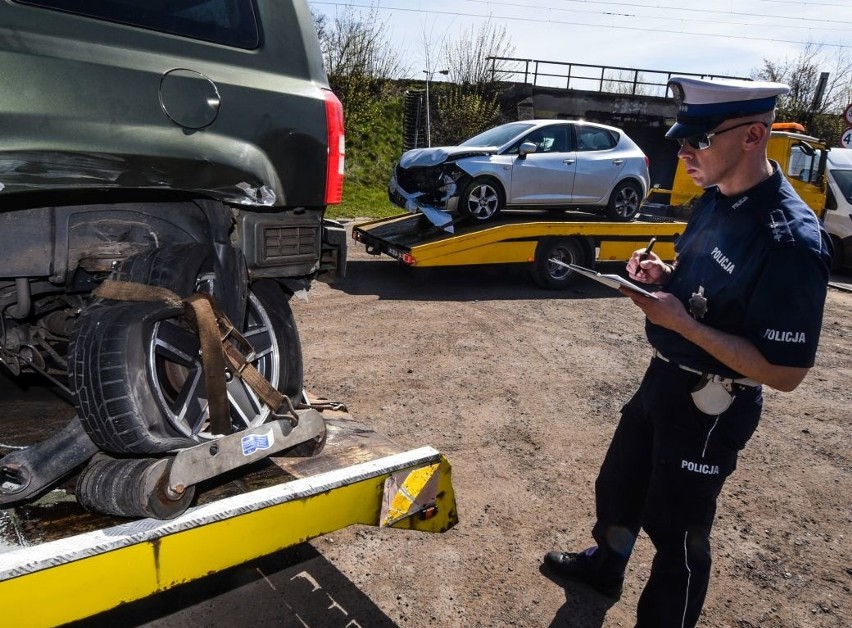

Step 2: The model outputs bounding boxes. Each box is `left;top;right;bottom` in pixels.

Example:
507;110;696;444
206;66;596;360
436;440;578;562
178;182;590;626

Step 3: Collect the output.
310;2;852;49
472;0;852;29
547;0;852;20
707;0;850;7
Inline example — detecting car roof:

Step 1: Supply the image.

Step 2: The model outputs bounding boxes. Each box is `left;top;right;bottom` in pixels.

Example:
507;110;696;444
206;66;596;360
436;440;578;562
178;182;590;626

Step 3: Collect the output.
526;119;622;133
458;118;632;153
828;148;852;169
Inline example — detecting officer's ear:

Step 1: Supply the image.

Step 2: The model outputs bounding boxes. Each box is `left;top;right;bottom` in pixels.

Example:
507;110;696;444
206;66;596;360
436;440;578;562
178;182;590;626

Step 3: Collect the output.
743;121;769;152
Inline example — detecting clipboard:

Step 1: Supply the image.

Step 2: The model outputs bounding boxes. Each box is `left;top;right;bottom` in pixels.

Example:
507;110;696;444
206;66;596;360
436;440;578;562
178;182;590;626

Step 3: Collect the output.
549;259;659;299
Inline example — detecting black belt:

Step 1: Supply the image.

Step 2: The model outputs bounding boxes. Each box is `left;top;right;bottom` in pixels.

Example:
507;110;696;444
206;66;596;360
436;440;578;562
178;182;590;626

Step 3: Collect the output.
652;350;760;388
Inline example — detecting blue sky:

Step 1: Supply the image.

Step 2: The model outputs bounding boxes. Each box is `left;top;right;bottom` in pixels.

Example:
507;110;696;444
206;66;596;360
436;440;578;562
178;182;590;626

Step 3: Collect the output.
309;0;852;82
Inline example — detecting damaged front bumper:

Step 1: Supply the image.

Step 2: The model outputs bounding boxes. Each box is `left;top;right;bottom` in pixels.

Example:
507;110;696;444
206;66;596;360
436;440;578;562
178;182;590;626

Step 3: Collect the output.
388;172;459;232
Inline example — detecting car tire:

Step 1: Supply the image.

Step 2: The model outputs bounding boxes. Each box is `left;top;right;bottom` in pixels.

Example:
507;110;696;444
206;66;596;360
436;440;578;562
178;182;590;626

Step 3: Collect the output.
109;243;212;296
460;178;504;222
76;454;195;519
605;180;642;221
69;248;303;455
531;237;589;290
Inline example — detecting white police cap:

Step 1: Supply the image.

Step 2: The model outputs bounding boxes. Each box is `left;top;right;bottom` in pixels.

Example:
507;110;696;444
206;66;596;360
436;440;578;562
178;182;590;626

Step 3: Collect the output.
665;76;789;139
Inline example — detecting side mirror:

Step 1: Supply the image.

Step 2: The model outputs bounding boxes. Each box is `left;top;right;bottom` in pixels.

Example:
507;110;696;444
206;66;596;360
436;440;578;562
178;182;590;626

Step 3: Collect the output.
519;141;537;157
795;141;815;157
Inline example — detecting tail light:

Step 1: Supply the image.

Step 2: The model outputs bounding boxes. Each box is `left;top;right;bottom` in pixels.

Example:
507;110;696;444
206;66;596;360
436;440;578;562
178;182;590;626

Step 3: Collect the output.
323;89;345;205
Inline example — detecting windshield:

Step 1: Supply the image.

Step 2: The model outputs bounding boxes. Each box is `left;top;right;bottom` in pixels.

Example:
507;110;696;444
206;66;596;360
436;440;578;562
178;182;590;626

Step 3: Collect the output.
788;146;821;183
831;169;852;202
460;123;535;148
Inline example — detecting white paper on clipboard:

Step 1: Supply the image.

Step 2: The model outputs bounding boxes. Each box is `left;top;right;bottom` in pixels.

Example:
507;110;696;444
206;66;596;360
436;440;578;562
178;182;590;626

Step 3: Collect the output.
549;259;659;299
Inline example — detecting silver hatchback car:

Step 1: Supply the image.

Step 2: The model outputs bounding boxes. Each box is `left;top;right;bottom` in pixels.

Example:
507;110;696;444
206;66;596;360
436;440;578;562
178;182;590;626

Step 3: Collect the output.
389;119;651;222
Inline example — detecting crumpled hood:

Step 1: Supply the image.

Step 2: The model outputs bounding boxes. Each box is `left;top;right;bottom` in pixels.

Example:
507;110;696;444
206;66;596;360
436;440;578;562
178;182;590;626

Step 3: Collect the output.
399;145;497;168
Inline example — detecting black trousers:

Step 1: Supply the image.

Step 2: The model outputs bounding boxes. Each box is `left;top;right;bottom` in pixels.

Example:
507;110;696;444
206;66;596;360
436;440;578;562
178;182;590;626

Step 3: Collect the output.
590;357;762;628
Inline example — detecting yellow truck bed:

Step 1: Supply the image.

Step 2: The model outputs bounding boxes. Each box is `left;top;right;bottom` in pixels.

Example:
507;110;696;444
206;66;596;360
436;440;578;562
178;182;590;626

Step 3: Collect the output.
352;210;683;286
0;400;457;627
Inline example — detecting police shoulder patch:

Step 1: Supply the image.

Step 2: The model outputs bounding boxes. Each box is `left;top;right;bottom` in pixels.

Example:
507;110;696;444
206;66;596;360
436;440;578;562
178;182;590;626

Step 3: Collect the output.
767;209;795;246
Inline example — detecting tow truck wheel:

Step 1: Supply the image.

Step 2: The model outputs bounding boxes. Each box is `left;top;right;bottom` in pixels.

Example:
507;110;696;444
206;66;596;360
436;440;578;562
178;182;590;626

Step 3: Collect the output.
605;180;642;221
460;177;504;222
70;246;303;454
76;454;194;519
531;237;588;290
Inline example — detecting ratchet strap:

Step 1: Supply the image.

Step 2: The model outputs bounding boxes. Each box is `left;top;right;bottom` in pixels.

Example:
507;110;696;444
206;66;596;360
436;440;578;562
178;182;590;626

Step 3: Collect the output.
93;279;290;436
185;294;230;435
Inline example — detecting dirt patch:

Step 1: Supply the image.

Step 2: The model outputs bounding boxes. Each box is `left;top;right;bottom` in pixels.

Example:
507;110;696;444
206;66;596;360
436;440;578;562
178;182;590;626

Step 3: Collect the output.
291;221;851;627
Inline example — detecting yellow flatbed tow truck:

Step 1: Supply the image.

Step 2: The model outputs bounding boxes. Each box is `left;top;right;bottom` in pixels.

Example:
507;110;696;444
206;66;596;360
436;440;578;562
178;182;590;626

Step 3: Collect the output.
353;209;683;290
0;394;457;627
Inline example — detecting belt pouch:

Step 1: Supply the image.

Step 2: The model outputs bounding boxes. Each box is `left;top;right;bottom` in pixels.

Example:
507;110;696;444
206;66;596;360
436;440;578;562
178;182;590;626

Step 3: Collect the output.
690;374;735;415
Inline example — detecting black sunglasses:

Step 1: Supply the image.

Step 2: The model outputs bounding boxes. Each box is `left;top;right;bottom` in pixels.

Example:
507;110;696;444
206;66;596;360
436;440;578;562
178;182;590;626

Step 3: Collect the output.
676;121;768;150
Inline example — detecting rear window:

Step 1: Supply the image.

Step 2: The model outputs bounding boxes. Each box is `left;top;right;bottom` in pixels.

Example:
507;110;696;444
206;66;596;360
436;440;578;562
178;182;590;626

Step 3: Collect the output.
15;0;260;49
576;125;617;152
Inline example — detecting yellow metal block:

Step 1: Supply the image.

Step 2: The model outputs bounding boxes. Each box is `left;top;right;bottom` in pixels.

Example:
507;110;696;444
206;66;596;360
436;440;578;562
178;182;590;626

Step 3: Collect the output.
385;456;458;533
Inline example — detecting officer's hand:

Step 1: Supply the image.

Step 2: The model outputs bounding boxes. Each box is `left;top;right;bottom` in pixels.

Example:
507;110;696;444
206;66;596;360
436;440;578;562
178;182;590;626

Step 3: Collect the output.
619;289;692;332
626;250;669;285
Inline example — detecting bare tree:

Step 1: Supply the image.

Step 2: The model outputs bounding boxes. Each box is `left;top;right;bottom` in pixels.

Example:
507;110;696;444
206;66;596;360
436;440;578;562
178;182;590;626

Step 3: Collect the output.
410;19;515;147
441;20;515;88
753;43;852;142
419;18;452;80
311;3;411;144
318;4;408;81
601;70;654;96
309;8;328;48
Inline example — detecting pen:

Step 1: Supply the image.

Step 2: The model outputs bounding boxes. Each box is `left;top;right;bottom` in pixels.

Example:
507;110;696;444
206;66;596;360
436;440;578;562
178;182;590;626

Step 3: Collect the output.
640;237;657;261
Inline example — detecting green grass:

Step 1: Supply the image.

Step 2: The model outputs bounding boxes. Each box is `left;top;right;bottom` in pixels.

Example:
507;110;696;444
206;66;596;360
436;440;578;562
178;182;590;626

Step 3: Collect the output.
326;89;407;220
326;182;402;220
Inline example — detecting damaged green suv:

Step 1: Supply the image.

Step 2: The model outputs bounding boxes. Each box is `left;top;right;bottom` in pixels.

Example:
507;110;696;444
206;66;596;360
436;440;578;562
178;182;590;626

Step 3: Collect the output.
0;0;346;513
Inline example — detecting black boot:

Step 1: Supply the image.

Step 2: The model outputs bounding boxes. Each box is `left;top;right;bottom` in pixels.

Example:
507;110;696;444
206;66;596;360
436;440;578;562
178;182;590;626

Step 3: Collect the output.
544;550;624;599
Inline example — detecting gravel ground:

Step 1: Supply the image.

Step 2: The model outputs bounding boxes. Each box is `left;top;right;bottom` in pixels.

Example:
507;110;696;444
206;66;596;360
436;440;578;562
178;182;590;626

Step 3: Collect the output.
290;221;852;628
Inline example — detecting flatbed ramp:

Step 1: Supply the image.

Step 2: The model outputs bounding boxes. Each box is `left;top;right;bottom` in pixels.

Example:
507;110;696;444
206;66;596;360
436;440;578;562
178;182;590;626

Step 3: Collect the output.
353;210;682;268
0;404;457;627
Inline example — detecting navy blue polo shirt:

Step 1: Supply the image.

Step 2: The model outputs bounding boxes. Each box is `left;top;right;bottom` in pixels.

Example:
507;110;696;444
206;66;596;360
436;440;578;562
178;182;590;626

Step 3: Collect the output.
647;163;832;378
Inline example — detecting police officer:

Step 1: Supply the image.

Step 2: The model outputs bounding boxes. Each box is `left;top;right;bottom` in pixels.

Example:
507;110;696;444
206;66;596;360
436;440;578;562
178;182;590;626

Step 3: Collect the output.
544;77;832;627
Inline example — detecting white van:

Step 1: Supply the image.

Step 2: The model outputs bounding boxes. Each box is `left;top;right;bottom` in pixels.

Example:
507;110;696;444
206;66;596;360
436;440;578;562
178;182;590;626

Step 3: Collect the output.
824;148;852;271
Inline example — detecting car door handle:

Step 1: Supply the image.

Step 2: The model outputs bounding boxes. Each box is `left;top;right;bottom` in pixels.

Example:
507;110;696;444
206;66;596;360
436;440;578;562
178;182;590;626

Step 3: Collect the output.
612;159;624;165
563;159;575;165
